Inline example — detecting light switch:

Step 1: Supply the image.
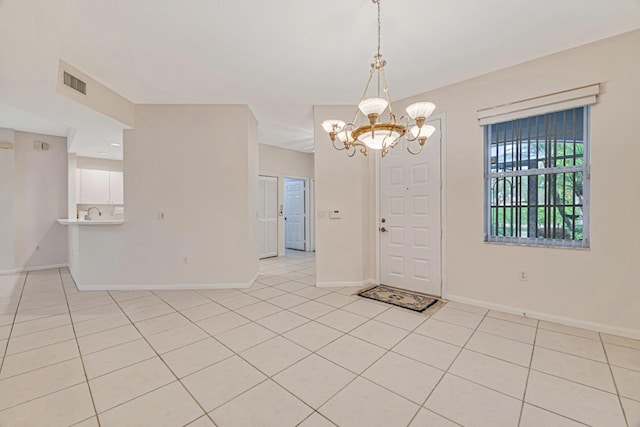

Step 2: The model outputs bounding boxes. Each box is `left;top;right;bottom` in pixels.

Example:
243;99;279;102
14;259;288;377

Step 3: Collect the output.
329;210;341;219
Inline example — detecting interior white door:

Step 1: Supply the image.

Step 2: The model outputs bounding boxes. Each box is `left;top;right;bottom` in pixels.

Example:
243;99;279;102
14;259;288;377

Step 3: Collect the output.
284;178;305;250
379;119;442;296
258;176;278;258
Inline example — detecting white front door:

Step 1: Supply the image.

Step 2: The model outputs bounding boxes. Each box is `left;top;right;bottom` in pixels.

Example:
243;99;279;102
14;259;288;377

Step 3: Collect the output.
379;119;442;296
284;178;305;250
258;176;278;258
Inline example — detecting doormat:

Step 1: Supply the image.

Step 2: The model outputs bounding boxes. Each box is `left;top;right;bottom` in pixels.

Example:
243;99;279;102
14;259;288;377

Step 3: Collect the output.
357;285;438;313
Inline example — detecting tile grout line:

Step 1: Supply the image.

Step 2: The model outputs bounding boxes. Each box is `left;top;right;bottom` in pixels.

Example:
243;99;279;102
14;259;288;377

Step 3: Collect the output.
230;296;428;425
52;281;331;388
104;290;216;426
517;315;539;426
59;268;103;427
0;361;88;413
405;307;491;427
151;281;397;422
9;269;322;418
0;271;28;378
522;402;591;426
599;331;631;427
295;411;338;427
11;256;633;426
147;289;333;419
340;308;432;427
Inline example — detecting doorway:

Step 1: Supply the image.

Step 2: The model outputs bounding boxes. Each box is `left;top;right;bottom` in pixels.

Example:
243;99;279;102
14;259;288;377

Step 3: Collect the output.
378;118;443;296
258;176;278;258
284;177;306;251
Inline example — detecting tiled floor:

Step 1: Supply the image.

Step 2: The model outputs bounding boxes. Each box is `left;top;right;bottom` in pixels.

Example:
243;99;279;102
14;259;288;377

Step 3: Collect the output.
0;251;638;426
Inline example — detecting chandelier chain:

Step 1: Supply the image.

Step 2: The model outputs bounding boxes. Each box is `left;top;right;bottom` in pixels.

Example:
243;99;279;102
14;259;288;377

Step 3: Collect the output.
321;0;436;158
376;0;381;57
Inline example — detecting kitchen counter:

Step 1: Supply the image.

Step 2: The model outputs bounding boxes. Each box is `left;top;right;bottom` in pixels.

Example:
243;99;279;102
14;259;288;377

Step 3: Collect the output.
57;219;124;225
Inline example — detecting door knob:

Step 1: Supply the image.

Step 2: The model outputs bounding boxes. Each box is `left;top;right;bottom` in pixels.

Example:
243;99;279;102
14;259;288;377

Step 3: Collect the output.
379;227;388;232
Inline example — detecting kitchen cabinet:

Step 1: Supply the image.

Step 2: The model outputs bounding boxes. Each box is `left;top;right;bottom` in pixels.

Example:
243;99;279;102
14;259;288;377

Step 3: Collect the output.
77;169;124;205
109;171;124;204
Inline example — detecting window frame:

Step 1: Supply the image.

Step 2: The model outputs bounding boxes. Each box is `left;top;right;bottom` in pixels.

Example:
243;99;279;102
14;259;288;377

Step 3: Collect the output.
483;106;591;249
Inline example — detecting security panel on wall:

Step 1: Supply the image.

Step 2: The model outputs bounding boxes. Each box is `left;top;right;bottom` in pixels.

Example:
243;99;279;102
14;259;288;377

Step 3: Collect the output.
284;177;305;250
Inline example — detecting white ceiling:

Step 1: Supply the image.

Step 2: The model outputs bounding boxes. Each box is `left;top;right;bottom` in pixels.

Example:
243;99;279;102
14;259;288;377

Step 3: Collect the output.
1;0;639;158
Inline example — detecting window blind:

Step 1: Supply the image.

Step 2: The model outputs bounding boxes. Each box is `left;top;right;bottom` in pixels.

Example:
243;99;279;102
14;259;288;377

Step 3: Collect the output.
478;84;599;126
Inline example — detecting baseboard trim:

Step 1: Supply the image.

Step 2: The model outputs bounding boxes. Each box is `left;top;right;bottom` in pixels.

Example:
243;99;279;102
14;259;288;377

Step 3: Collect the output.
316;278;377;288
0;263;68;276
76;271;260;292
77;283;252;291
446;294;640;340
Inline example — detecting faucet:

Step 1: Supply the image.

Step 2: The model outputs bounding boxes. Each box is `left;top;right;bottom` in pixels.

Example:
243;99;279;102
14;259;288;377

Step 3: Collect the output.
84;207;102;221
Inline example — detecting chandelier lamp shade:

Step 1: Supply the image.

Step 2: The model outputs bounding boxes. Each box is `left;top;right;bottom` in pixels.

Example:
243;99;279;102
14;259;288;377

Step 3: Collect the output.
321;0;437;158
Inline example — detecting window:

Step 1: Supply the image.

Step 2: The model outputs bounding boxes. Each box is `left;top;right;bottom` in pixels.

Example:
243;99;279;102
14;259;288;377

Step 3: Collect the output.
484;107;590;248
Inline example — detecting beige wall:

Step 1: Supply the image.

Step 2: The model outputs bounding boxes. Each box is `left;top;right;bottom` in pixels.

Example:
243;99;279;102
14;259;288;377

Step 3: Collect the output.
69;104;259;289
246;110;260;276
258;143;314;255
259;144;314;178
393;29;640;336
314;105;375;286
0;128;16;271
12;132;68;270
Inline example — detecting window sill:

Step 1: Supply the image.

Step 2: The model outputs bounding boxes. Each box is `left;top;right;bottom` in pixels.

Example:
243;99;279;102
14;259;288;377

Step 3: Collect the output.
483;241;590;251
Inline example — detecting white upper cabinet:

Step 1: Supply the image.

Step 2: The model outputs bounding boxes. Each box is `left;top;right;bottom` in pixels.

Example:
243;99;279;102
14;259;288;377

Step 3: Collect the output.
77;169;109;204
109;171;124;205
77;169;124;205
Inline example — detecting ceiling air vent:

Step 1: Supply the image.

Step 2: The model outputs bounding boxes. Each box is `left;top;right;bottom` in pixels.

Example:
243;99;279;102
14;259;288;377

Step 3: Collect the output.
63;71;87;95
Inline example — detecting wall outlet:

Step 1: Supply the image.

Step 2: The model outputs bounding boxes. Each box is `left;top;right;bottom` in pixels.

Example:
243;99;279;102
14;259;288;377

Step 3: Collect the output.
183;257;188;264
519;271;528;281
158;212;165;220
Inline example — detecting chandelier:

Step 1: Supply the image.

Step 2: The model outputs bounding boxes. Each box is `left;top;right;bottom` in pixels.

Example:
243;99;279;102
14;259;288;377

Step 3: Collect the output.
321;0;436;158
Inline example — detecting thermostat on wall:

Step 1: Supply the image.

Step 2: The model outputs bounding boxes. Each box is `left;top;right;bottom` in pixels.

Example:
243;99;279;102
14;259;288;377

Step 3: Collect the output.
329;210;341;219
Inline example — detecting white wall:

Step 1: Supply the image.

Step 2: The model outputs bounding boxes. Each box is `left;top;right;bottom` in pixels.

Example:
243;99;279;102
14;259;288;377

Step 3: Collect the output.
247;112;260;274
77;156;123;172
69;104;259;289
0;128;16;271
258;143;314;255
12;132;68;270
394;29;640;336
57;60;135;128
67;153;77;219
313;105;375;287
